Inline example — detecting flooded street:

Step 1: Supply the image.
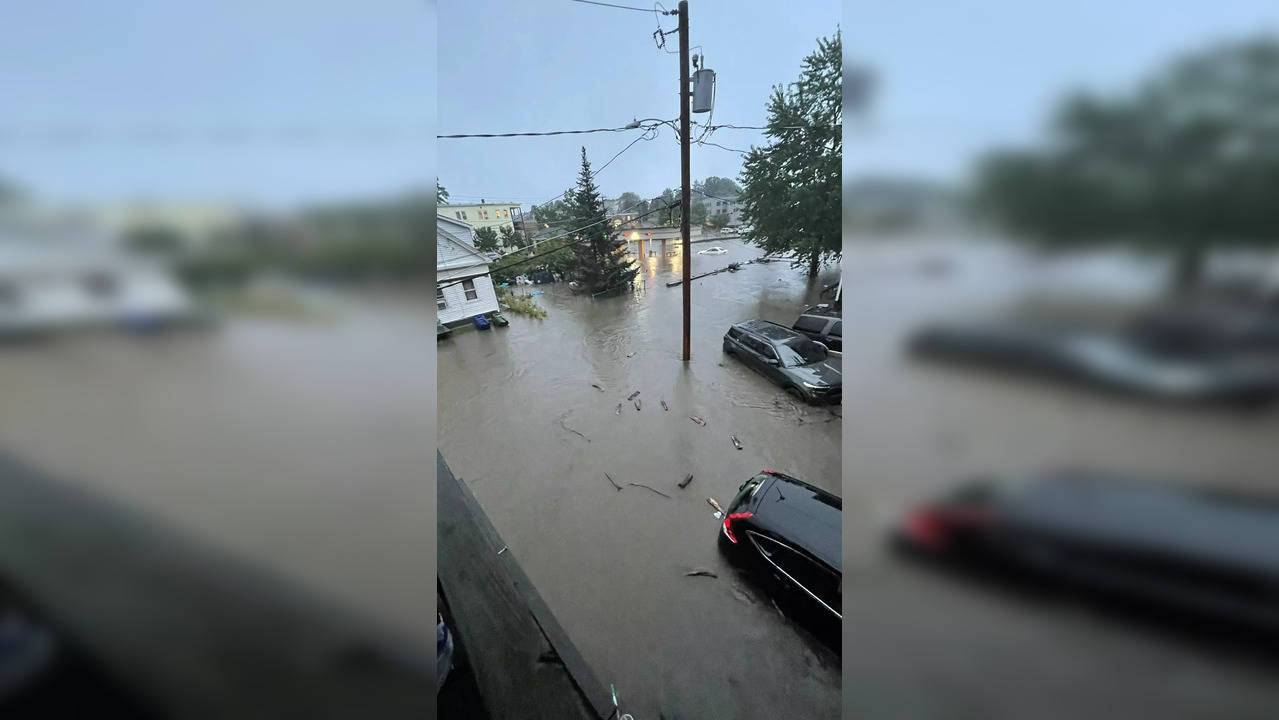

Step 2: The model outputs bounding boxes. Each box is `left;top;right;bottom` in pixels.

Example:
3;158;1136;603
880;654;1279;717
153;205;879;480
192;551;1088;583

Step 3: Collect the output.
0;291;436;645
838;236;1279;719
437;237;842;719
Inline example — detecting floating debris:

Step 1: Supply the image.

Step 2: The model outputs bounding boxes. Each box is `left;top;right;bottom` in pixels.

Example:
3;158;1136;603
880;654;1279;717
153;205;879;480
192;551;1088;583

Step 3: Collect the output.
604;473;622;491
634;399;641;411
616;403;623;415
731;435;742;450
497;545;508;556
627;391;640;401
684;568;718;579
558;412;591;442
678;473;694;489
660;400;669;411
591;383;605;391
689;415;706;426
628;482;672;499
626;352;636;358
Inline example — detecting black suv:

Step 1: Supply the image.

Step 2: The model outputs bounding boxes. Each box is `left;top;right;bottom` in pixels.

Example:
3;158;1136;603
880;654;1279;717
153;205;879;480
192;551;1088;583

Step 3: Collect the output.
792;310;841;352
718;471;842;623
723;320;842;404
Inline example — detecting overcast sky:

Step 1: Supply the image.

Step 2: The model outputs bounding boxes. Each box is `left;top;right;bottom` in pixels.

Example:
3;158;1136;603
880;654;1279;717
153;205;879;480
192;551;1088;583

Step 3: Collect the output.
4;1;1275;211
437;0;840;210
1;0;433;209
848;0;1279;183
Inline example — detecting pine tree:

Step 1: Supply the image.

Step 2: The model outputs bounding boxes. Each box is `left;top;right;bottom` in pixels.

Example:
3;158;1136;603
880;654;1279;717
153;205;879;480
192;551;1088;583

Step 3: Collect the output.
567;147;638;295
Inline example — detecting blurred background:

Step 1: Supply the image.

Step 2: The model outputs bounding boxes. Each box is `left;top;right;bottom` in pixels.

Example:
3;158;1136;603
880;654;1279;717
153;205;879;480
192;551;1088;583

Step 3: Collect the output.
0;2;434;717
842;2;1279;718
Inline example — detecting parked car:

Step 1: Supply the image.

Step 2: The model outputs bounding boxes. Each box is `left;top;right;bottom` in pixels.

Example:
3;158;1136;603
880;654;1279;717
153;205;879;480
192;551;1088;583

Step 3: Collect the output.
907;321;1279;405
436;320;452;340
436;613;454;694
489;311;509;327
698;246;727;255
893;473;1279;631
715;471;842;623
792;309;842;352
723;320;842;404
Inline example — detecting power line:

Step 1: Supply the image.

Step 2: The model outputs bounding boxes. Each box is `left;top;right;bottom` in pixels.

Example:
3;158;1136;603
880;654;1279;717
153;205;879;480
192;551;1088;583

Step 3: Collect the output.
527;125;661;210
695;140;750;155
438;124;647;139
569;0;670;13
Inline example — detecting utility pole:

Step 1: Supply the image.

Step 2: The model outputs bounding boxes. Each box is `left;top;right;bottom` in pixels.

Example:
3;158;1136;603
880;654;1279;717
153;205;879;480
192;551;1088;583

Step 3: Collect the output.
678;0;691;362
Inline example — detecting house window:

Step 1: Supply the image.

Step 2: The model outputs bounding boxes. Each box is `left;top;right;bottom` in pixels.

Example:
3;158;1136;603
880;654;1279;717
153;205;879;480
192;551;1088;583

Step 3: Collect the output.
462;278;478;301
461;211;468;220
437;286;447;310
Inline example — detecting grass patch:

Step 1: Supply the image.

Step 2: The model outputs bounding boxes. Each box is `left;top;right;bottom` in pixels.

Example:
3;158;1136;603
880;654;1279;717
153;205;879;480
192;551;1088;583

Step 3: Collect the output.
498;288;547;319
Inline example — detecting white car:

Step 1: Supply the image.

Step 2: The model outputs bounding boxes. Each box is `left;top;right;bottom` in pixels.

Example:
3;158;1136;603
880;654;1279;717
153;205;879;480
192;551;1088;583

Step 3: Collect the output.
698;246;728;255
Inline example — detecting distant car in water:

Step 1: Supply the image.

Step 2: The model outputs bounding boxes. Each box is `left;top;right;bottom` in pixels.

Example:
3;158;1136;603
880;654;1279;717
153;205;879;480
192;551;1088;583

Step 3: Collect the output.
907;321;1279;405
698;246;728;255
724;320;842;404
791;309;842;352
715;471;842;623
894;473;1279;631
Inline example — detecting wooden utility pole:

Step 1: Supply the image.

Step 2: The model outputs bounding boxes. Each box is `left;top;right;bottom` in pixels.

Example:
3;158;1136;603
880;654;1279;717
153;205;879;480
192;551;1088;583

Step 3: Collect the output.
679;0;691;362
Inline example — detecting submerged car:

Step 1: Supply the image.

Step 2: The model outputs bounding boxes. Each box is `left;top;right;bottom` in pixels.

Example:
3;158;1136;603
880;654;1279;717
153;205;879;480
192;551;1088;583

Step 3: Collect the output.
698;246;728;255
792;309;842;352
723;320;842;404
716;471;843;622
908;321;1279;405
894;473;1279;630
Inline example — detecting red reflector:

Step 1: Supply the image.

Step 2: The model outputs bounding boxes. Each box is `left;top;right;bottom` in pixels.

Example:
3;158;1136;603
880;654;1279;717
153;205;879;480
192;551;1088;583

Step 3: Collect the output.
904;505;992;552
723;511;753;544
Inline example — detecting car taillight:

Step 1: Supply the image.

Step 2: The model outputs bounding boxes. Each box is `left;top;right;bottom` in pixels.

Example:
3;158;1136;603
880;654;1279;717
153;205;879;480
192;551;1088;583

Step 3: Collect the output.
903;505;992;552
723;511;753;544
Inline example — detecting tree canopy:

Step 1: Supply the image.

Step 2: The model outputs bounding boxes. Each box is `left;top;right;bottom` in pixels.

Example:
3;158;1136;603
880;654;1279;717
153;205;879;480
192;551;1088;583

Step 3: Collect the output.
973;35;1279;290
472;226;500;254
738;30;842;276
436;180;449;205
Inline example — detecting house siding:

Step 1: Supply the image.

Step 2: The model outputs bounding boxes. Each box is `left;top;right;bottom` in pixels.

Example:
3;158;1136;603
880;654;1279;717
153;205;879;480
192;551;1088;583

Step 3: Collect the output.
437;270;498;325
436;214;499;325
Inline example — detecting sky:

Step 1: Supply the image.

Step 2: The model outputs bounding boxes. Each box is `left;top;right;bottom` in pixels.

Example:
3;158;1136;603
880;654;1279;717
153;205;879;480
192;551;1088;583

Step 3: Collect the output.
3;1;1275;212
437;0;841;212
847;0;1279;184
0;0;434;210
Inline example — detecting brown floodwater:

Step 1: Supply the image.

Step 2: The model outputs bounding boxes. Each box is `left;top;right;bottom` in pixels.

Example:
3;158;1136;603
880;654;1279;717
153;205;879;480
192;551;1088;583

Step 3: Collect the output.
438;237;843;719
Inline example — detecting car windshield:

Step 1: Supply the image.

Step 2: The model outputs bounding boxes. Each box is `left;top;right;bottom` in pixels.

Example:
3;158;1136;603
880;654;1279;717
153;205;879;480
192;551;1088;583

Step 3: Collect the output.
777;337;827;367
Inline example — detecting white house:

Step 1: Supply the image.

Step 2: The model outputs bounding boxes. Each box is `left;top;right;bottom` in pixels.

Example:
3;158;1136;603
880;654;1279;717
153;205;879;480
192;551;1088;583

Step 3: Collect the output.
0;217;193;334
437;214;499;325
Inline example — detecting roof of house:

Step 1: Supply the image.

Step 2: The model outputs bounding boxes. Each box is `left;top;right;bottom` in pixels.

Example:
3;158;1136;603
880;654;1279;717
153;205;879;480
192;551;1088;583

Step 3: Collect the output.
437;214;494;271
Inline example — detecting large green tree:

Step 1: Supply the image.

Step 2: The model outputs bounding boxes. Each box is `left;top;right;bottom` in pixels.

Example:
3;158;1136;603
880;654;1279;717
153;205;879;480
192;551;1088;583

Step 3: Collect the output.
472;226;500;254
696;176;742;199
532;197;572;227
567;147;638;294
974;36;1279;292
436;180;449;205
739;30;842;277
615;192;644;215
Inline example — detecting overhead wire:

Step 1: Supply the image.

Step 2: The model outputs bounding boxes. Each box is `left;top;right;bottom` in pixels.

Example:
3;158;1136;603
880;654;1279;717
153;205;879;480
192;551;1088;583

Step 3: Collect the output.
568;0;660;12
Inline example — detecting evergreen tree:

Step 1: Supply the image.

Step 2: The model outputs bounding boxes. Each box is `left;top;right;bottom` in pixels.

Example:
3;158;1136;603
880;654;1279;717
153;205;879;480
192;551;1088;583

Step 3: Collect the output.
567;147;638;294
